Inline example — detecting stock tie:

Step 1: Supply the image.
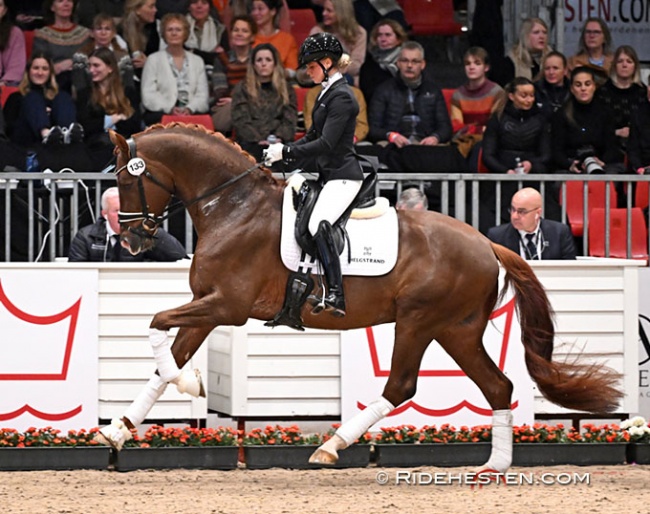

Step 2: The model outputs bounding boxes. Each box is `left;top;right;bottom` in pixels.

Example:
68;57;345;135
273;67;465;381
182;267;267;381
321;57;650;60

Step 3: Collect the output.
525;233;538;260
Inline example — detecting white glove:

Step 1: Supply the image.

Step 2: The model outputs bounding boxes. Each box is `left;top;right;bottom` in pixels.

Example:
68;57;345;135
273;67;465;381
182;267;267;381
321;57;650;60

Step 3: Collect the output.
263;142;284;166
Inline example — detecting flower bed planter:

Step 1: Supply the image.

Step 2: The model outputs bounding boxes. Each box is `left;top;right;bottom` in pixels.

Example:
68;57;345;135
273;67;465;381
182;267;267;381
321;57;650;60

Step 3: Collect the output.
626;443;650;464
244;444;371;469
513;443;627;466
113;446;239;471
374;443;491;468
0;447;111;471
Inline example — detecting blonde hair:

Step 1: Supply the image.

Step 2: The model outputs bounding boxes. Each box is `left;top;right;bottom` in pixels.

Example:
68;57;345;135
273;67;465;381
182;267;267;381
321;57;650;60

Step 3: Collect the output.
509;17;552;80
121;0;151;53
322;0;362;48
244;43;289;105
19;53;58;100
610;45;642;85
160;13;190;44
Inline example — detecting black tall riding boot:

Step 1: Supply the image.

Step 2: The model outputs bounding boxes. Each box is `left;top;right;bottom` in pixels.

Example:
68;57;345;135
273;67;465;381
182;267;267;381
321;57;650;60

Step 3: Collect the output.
312;221;346;317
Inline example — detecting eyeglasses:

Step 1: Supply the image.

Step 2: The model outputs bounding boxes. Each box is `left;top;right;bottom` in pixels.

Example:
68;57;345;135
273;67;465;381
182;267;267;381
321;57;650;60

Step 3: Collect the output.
584;30;603;35
509;206;539;216
398;58;424;65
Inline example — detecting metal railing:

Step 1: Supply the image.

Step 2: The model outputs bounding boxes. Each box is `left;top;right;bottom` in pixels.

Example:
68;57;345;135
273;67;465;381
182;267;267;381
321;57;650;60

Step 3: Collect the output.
2;172;649;262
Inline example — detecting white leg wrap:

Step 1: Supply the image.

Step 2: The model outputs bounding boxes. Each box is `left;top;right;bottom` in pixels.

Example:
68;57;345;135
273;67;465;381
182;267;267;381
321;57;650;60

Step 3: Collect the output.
480;409;513;473
123;374;168;426
336;396;395;446
96;417;133;451
150;328;181;383
174;368;205;398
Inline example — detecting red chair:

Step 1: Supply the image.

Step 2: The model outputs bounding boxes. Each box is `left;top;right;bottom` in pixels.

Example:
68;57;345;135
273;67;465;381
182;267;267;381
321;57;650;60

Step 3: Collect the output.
560;181;617;237
1;86;19;107
23;30;34;58
401;0;463;36
160;114;214;131
635;181;649;210
588;207;648;259
293;85;310;140
442;88;455;119
289;9;316;47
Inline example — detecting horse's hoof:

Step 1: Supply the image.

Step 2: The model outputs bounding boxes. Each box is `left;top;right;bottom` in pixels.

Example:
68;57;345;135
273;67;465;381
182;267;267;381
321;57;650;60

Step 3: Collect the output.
95;418;133;451
175;368;206;398
309;448;339;465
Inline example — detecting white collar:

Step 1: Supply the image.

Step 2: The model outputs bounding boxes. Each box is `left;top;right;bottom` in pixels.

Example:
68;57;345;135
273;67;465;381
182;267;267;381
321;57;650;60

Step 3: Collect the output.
319;71;343;98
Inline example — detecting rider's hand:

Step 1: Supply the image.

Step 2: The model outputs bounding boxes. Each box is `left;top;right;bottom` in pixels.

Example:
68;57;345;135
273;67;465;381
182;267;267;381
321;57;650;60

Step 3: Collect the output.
263;143;284;166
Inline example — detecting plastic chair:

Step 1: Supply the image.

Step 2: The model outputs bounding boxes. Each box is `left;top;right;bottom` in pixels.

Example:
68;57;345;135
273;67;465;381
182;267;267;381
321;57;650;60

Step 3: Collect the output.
289;9;317;47
635;181;649;210
442;88;455;118
293;86;310;140
588;207;648;259
560;181;617;237
401;0;463;36
1;86;18;107
23;30;34;58
160;114;214;131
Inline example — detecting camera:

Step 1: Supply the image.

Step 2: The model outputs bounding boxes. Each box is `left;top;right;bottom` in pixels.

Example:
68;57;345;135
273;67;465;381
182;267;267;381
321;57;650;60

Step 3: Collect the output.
575;146;604;174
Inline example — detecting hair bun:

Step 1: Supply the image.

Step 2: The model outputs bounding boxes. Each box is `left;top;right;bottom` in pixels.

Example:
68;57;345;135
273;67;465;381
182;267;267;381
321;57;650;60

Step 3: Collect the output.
338;53;351;69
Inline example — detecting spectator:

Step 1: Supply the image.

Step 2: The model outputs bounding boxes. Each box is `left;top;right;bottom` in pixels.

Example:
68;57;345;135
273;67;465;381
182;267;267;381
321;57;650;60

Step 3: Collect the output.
251;0;298;78
210;14;256;133
352;0;407;35
309;0;366;86
231;42;296;160
0;0;26;87
141;13;209;125
75;47;141;167
304;55;367;142
6;0;45;30
77;0;127;27
491;17;551;87
395;187;427;211
534;50;570;121
0;102;25;171
68;187;188;262
72;13;135;93
185;0;227;69
627;83;650;175
567;17;613;85
487;187;576;260
595;45;646;154
119;0;159;77
359;18;406;104
32;0;91;92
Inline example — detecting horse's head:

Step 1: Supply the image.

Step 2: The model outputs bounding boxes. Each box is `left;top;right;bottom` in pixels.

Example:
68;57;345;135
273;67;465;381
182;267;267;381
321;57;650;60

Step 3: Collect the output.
110;129;175;255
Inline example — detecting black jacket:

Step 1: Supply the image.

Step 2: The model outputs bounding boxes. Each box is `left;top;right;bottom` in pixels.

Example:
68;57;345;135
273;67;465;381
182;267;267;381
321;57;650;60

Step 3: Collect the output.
628;100;650;172
487;219;577;260
482;102;550;173
285;78;362;182
534;77;570;121
68;217;188;262
368;74;452;144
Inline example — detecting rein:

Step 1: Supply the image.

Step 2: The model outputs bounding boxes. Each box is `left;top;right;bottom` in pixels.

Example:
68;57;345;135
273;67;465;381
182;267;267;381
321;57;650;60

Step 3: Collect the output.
115;136;265;236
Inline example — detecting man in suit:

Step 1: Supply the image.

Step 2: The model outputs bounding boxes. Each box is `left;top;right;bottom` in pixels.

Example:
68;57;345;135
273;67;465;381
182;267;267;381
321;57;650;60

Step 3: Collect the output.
68;187;188;262
487;187;577;260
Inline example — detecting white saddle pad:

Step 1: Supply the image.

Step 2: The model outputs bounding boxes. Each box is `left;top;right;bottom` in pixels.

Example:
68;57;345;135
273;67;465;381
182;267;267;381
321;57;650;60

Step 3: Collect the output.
280;175;399;276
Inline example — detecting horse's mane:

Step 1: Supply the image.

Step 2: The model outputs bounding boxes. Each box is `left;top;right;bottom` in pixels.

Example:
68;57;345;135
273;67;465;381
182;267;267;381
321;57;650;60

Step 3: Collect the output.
143;122;258;166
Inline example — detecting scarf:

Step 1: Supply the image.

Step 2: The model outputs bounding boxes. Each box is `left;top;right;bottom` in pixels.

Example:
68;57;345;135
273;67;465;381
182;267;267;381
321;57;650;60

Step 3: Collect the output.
185;15;223;52
369;44;401;77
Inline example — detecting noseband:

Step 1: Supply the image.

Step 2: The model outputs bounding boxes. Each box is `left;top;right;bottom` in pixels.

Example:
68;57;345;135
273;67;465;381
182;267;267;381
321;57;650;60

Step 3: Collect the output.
115;136;265;239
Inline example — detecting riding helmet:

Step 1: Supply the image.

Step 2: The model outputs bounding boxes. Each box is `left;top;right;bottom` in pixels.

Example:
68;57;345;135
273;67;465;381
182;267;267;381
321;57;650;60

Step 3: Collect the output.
298;32;343;67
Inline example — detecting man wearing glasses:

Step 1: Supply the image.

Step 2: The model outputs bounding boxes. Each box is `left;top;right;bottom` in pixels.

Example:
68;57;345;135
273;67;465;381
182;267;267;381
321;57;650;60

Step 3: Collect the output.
487;187;577;260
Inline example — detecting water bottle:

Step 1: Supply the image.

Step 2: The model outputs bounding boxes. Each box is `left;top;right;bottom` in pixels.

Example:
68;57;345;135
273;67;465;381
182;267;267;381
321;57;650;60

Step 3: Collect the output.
267;134;278;144
514;157;525;174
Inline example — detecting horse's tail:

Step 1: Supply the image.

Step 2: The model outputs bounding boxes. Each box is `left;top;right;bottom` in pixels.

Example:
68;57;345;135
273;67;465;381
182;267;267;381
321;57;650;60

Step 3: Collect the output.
491;243;623;413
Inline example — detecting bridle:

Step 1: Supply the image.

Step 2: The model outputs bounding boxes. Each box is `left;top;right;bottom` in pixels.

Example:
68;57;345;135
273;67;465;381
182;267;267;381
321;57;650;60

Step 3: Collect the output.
114;137;265;241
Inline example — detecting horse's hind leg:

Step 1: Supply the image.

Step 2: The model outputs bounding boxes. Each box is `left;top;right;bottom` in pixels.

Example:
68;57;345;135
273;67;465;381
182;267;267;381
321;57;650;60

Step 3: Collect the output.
438;321;514;473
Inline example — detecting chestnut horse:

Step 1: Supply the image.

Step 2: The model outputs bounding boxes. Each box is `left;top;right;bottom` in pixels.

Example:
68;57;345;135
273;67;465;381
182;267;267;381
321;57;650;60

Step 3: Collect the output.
98;124;622;472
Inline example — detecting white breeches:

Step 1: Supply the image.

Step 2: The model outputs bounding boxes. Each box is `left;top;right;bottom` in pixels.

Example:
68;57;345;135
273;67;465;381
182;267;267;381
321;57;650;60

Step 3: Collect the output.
308;179;362;236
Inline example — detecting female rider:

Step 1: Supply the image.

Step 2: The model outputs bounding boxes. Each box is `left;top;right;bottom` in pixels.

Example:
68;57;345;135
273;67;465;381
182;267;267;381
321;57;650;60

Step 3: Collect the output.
263;32;362;317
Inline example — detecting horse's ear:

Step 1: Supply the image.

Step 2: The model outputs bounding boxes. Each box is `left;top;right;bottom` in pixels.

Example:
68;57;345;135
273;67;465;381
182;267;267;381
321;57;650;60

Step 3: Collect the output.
110;130;129;157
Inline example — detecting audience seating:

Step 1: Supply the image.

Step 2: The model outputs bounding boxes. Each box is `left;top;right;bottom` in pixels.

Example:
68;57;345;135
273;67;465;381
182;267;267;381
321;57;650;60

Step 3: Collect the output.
399;0;463;37
442;88;455;118
160;114;215;131
1;86;19;107
293;85;310;140
289;9;317;47
561;181;618;237
588;207;648;259
23;30;34;59
635;181;649;210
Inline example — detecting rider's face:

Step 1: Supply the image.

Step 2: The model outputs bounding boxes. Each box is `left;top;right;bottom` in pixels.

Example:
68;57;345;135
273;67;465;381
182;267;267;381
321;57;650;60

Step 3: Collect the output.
306;58;330;84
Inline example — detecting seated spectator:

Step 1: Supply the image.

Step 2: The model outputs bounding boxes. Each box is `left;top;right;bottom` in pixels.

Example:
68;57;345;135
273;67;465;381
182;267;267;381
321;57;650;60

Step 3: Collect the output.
141;13;209;125
210;14;256;133
185;0;228;69
491;17;551;87
32;0;91;93
595;45;646;155
534;50;570;120
68;187;188;262
487;187;577;260
628;83;650;175
304;55;368;142
77;0;127;28
119;0;160;78
395;187;427;211
231;42;296;160
72;13;135;93
251;0;297;79
359;18;406;104
0;1;26;87
0;102;25;171
75;47;141;167
309;0;366;86
567;17;613;85
3;53;87;172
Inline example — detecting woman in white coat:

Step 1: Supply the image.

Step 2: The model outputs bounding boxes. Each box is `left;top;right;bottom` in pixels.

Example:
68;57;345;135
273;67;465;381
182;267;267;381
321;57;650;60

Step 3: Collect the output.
141;12;209;125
